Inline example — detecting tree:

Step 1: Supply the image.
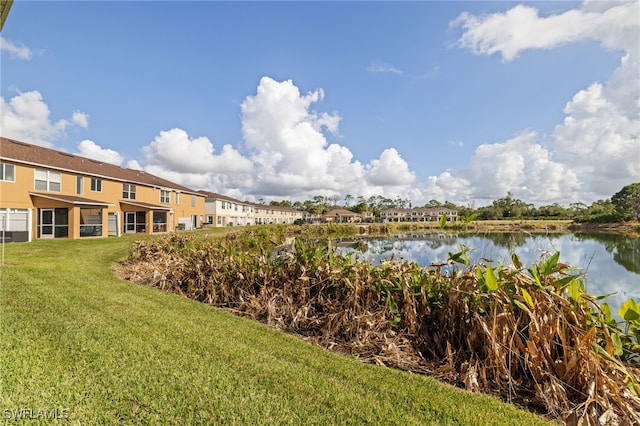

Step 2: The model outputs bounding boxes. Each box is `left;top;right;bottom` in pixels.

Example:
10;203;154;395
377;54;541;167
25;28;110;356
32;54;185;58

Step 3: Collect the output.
612;182;640;221
344;194;354;207
270;200;292;207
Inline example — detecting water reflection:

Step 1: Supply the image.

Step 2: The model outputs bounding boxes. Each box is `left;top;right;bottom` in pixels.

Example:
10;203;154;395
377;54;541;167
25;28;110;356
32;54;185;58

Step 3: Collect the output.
336;232;640;317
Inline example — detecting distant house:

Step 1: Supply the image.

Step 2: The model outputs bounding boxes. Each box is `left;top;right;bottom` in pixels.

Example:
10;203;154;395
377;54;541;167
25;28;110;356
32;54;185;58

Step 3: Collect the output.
252;203;304;225
380;207;457;223
324;209;362;223
199;192;307;227
199;191;254;227
0;137;205;241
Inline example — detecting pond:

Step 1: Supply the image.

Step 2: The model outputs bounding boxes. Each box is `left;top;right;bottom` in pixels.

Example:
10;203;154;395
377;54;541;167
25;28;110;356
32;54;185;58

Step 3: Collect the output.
336;232;640;318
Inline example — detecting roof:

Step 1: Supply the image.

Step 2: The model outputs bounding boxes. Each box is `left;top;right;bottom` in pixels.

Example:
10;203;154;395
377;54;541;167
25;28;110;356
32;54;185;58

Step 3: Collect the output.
119;200;173;211
198;191;302;213
325;209;361;217
29;192;114;207
1;137;200;195
198;190;249;205
381;207;457;214
251;203;301;213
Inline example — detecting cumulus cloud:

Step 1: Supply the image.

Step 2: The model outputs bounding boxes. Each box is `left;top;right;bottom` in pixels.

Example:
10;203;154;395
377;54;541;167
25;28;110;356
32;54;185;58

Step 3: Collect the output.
76;140;124;166
450;0;639;204
0;90;87;147
136;127;253;189
365;148;415;186
72;111;89;129
141;128;251;174
461;131;581;204
0;36;34;60
239;77;416;199
451;1;639;61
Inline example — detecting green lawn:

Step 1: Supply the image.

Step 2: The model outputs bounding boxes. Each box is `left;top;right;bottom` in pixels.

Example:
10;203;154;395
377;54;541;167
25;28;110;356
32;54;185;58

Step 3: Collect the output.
0;235;552;425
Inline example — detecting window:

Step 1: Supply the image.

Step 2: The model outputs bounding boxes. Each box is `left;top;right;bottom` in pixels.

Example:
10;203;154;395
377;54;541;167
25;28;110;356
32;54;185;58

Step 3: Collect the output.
38;208;68;238
160;190;170;204
221;201;226;209
76;176;84;195
35;169;61;192
125;211;146;233
191;195;196;207
0;163;15;182
123;183;136;199
90;178;102;192
207;216;213;224
152;211;167;232
80;208;102;237
175;192;180;205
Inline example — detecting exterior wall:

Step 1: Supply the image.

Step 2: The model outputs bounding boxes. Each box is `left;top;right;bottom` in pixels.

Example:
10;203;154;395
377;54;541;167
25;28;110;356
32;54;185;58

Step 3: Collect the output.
0;161;32;208
204;198;254;227
0;161;205;240
380;208;458;223
254;206;303;225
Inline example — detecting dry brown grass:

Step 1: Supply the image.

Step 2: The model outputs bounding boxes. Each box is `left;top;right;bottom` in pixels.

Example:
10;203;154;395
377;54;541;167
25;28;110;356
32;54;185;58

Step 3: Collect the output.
116;231;640;424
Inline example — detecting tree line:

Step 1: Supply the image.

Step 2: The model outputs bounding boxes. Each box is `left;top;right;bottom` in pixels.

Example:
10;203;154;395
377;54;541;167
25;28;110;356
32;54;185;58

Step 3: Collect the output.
266;183;640;223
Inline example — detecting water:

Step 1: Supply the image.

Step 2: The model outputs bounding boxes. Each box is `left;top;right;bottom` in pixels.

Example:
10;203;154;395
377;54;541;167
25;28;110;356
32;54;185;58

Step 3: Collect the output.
336;232;640;318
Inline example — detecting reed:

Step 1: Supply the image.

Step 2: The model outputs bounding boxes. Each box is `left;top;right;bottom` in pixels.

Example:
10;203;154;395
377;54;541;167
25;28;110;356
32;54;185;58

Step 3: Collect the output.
117;230;640;424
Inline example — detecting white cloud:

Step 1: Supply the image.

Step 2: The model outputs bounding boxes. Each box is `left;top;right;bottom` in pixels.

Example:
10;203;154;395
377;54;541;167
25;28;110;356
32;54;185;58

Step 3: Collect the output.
0;36;34;60
72;111;89;129
450;0;639;204
553;82;639;198
451;1;639;61
0;90;86;147
239;77;416;199
365;148;415;186
367;61;404;75
460;131;581;204
76;140;124;166
126;160;143;170
141;128;253;175
135;128;254;190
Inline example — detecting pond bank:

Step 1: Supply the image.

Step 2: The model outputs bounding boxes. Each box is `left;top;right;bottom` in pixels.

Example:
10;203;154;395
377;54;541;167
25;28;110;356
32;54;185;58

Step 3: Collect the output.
360;220;639;237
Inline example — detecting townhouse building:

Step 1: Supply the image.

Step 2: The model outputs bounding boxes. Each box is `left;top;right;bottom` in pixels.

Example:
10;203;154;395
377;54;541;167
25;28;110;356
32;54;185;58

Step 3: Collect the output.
252;203;304;225
0;137;205;242
380;207;458;223
199;191;254;227
200;192;306;227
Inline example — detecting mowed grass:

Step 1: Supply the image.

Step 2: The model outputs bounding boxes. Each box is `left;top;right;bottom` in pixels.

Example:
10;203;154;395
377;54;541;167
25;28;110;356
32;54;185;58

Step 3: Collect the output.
0;235;551;425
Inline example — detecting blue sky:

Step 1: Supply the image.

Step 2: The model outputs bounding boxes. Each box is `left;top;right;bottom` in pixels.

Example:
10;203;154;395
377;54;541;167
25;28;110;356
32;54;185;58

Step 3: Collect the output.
1;1;638;206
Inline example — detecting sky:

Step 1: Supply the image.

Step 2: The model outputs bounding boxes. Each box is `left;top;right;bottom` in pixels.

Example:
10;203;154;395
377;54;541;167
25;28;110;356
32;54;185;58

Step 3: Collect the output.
1;1;638;207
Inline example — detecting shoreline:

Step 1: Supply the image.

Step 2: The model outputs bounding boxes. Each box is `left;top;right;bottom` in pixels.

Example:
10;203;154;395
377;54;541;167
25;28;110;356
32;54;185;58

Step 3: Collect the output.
367;219;639;237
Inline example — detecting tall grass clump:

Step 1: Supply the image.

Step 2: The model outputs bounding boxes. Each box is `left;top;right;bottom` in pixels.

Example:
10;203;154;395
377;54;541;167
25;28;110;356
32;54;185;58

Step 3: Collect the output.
117;230;640;424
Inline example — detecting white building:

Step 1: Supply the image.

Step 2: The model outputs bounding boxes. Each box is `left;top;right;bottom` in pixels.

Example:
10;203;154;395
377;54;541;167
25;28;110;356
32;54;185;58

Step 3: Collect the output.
199;191;254;227
380;207;458;223
252;203;304;225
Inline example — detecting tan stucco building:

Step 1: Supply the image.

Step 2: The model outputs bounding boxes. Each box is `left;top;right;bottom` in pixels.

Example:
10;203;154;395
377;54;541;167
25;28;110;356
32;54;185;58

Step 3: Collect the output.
0;137;205;241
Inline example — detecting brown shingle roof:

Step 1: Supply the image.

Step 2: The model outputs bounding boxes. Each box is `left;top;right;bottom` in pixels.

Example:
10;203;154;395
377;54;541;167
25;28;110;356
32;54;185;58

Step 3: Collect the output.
0;137;200;194
325;209;360;217
197;190;248;204
29;192;114;206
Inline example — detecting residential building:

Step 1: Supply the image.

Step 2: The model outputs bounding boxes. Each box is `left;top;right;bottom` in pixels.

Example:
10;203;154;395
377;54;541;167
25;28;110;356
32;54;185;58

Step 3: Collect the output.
199;191;254;227
200;192;306;227
380;207;458;223
0;137;205;242
253;203;304;225
324;208;363;223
